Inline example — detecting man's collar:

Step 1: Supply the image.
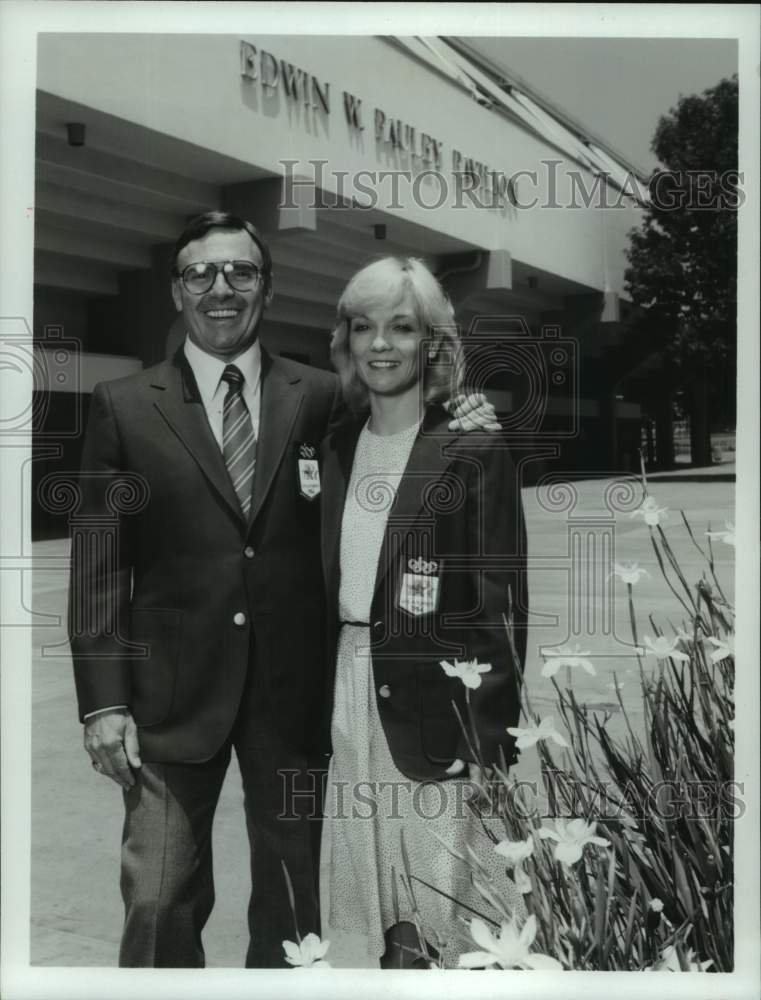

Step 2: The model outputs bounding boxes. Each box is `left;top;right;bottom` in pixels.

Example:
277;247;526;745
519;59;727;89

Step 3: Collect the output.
182;336;262;404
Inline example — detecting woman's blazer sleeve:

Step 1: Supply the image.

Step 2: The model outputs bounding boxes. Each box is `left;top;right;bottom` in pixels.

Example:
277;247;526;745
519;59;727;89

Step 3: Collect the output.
454;437;528;768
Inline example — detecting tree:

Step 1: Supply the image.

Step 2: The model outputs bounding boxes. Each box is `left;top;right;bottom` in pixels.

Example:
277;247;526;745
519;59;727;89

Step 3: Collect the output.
624;76;738;464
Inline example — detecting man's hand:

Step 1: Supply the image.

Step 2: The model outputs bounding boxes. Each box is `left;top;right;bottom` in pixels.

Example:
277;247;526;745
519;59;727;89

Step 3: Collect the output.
85;709;141;790
446;393;501;433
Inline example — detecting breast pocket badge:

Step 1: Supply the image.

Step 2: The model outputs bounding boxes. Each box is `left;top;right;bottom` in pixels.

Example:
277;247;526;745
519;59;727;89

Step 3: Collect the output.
295;442;321;500
398;557;441;617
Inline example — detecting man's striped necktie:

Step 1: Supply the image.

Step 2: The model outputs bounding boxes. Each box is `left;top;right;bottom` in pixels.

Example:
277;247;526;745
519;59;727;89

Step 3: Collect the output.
221;364;256;518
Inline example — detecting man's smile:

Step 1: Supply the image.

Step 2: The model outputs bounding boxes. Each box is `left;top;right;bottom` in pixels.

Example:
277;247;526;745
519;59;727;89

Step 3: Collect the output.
204;307;241;320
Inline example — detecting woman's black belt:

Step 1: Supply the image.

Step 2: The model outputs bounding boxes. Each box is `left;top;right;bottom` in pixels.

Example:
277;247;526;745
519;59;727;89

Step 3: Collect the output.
339;620;370;627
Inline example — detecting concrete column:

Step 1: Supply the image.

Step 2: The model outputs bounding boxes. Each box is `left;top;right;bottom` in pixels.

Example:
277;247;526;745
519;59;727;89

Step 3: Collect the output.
654;389;675;468
644;416;656;468
598;389;618;474
117;243;176;368
222;177;317;239
689;375;712;466
437;249;512;307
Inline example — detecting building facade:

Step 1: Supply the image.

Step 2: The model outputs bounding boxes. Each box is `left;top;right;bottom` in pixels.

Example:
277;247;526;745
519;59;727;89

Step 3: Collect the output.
33;33;659;535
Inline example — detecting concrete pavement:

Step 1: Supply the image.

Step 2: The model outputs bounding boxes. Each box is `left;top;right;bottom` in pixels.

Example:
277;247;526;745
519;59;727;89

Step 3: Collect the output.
29;474;735;967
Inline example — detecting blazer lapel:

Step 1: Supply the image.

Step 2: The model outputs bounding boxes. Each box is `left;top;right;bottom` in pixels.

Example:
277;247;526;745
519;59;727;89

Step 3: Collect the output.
152;351;244;524
373;408;455;597
248;351;305;527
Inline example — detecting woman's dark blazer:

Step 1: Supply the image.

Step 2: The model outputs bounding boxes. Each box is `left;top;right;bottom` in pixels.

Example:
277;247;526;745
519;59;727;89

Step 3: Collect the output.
320;404;528;783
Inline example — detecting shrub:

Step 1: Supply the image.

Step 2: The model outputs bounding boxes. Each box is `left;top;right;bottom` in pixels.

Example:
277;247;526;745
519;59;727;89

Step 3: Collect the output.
415;473;734;972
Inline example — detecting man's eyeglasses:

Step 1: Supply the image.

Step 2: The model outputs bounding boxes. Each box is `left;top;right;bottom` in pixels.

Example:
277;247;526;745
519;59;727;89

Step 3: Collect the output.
177;260;264;295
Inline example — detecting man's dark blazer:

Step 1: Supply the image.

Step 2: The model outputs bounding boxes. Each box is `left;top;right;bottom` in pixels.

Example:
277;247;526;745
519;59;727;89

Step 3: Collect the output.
320;405;528;782
69;346;341;763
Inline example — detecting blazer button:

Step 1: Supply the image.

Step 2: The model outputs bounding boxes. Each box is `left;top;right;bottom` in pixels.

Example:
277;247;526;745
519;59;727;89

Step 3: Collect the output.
233;612;247;627
372;620;383;633
378;684;391;698
243;546;255;559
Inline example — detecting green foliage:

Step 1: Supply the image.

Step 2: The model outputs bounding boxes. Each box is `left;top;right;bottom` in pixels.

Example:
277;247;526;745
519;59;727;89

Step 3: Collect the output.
419;475;734;971
624;77;738;383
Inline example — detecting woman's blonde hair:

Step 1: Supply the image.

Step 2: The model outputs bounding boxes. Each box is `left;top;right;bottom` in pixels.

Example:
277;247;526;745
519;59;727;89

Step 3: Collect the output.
330;256;464;412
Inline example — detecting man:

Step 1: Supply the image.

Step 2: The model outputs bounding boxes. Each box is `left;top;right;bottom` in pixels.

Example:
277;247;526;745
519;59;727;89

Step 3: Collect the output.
69;211;497;968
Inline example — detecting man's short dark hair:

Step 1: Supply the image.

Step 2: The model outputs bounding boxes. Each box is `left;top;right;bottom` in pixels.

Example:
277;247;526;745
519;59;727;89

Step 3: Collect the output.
171;211;273;293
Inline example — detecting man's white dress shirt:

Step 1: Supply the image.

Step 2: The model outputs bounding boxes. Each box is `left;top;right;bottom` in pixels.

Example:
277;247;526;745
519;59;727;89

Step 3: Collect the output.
183;335;262;445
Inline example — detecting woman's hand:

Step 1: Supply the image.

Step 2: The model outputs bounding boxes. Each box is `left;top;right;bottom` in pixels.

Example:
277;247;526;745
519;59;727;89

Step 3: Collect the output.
443;759;494;786
444;758;467;776
467;763;494;785
446;393;501;433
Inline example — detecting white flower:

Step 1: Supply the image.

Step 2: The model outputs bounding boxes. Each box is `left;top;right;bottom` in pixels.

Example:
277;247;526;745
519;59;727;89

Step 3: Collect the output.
440;657;492;689
458;915;562;970
538;818;611;866
512;865;533;894
705;520;735;547
540;644;596;678
650;944;713;972
494;836;534;866
705;634;734;663
507;717;569;749
642;635;690;663
495;838;535;895
630;495;669;527
608;561;650;585
649;898;664;913
282;933;331;968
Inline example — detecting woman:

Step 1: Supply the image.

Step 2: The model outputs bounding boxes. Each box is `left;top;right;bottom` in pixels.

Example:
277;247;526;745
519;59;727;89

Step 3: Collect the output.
319;257;528;968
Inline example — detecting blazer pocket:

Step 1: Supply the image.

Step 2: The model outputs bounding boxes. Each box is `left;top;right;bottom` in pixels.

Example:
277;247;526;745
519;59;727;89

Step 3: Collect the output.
419;674;463;766
128;608;183;727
